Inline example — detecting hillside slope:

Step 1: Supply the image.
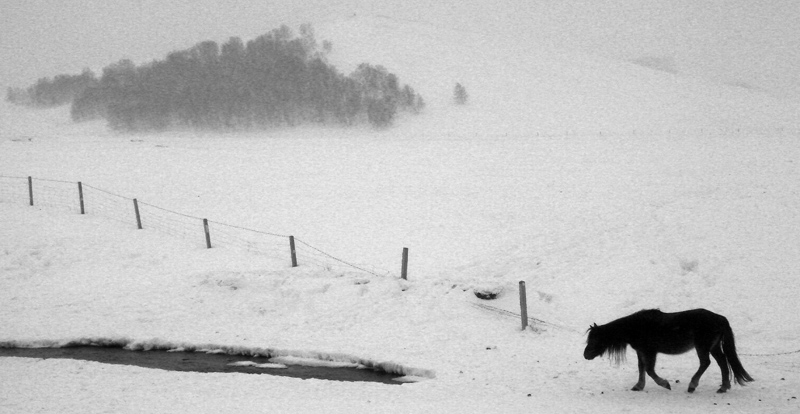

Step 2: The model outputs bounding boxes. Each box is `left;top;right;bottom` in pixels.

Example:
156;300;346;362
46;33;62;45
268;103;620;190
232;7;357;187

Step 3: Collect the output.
2;11;800;414
317;14;799;135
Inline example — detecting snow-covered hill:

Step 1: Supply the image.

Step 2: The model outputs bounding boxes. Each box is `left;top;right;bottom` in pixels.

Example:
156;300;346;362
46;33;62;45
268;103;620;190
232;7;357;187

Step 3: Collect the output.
317;14;800;135
1;12;799;414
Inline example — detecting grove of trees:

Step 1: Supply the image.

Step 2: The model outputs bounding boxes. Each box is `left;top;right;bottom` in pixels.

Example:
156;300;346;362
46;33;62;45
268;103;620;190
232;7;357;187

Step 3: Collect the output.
6;69;96;107
10;24;425;131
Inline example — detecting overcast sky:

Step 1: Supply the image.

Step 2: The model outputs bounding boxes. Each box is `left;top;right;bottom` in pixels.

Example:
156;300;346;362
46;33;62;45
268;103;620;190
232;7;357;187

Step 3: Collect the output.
2;0;799;99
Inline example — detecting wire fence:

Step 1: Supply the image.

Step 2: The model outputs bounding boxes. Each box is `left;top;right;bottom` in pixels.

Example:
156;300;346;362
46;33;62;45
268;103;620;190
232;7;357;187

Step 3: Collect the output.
0;175;394;278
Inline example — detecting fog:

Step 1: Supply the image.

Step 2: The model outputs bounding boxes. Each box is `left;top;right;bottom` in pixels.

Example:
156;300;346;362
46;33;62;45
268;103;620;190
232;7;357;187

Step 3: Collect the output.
2;0;799;99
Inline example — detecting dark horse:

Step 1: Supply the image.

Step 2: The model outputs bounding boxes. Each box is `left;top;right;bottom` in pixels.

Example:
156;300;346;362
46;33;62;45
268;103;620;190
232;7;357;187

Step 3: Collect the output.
584;309;753;393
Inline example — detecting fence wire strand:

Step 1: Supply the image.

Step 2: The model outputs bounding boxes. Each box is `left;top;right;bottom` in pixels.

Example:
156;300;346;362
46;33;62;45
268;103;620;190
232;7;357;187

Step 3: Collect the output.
207;221;289;256
1;176;386;277
33;180;79;213
208;219;290;239
82;183;131;200
137;203;208;244
82;185;133;225
294;237;389;277
470;302;581;333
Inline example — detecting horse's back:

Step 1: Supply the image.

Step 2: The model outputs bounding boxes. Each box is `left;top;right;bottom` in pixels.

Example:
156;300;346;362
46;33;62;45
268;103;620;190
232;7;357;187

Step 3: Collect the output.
663;309;730;342
629;308;727;325
667;309;728;326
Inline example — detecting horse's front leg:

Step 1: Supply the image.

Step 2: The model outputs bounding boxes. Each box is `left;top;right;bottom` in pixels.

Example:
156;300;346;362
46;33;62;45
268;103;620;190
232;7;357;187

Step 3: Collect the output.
631;351;647;391
644;352;671;390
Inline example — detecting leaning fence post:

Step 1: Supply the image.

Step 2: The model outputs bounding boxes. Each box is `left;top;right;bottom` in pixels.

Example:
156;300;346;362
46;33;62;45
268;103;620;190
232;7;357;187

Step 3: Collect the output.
203;218;212;248
78;182;85;214
289;236;298;267
401;247;409;280
28;176;33;206
133;199;142;229
519;281;528;330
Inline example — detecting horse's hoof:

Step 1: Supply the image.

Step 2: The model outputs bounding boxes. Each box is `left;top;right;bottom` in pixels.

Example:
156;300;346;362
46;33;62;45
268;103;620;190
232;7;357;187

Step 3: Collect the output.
687;387;695;393
660;382;671;390
716;388;728;394
631;386;643;391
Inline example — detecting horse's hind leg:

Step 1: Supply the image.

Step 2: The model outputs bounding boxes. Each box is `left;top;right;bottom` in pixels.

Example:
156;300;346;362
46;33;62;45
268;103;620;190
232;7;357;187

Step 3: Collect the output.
710;345;731;393
688;347;711;393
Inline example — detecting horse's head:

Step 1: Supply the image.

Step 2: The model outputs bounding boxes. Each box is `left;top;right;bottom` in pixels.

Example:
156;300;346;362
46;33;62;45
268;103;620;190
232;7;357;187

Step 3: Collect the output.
584;322;627;363
584;323;604;360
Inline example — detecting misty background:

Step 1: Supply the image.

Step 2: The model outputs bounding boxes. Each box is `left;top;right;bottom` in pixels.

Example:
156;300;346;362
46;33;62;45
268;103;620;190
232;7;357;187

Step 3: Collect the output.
2;0;799;101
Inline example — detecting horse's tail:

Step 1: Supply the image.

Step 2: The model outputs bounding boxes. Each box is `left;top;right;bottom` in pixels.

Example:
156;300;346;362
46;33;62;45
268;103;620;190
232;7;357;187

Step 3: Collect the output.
721;319;754;386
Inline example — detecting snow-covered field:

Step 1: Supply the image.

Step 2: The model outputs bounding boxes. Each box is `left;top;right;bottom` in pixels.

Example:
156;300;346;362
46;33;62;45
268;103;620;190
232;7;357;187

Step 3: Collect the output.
2;14;800;413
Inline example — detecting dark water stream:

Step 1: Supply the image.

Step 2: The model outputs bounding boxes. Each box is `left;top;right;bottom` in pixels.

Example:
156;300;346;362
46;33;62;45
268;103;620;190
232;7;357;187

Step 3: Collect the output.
0;346;403;385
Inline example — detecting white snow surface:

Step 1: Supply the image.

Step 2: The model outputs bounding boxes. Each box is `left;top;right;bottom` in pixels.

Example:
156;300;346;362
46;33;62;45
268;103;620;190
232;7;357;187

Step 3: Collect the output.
2;14;800;413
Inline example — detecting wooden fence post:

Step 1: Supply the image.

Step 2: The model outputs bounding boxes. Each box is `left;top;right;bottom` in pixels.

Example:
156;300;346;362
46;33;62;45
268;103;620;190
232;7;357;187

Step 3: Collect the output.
519;281;528;330
28;176;33;206
289;236;298;267
133;199;142;229
203;218;212;248
78;182;85;214
401;247;409;280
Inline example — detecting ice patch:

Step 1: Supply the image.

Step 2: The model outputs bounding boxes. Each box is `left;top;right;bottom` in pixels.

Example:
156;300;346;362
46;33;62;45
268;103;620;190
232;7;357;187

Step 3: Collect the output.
269;356;362;369
392;375;426;383
228;361;288;369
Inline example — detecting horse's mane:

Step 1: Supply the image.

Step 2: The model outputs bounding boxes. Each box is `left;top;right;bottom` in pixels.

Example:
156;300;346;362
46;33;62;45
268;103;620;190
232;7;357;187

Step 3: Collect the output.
604;341;627;365
587;309;662;365
589;310;661;365
601;309;665;364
